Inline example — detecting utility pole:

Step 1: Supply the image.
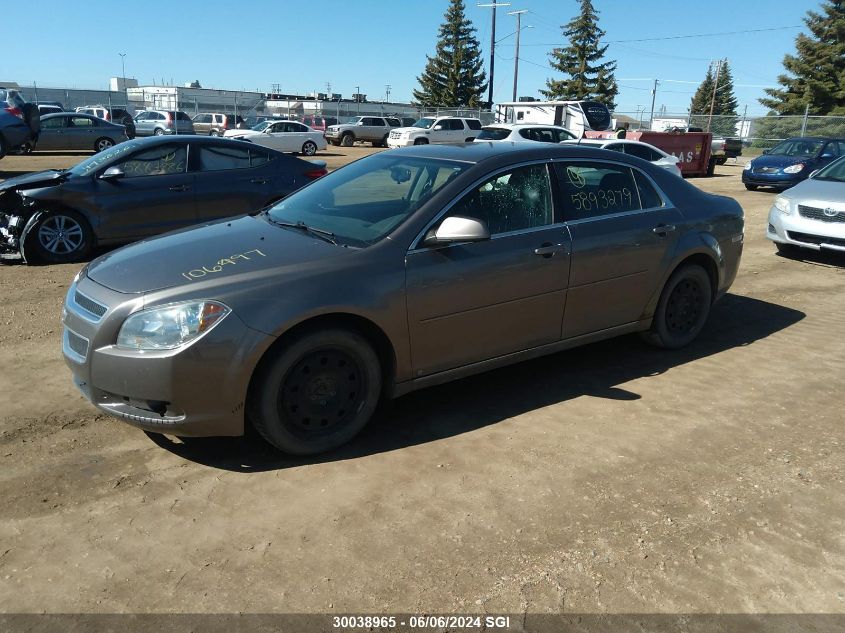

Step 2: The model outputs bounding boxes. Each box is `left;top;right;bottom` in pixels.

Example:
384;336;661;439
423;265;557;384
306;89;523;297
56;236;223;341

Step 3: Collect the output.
508;10;528;102
385;84;391;103
479;2;510;109
649;79;659;130
800;103;810;137
356;85;360;114
706;59;723;133
119;53;127;105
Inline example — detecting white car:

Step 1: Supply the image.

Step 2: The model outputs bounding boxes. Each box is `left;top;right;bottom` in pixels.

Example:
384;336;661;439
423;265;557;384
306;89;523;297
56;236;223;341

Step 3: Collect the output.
766;156;845;255
474;123;577;144
562;138;682;177
387;116;482;148
224;120;327;156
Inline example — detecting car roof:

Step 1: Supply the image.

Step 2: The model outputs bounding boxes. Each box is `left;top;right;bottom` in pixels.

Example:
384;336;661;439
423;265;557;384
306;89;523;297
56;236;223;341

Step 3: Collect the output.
389;141;649;164
483;123;568;130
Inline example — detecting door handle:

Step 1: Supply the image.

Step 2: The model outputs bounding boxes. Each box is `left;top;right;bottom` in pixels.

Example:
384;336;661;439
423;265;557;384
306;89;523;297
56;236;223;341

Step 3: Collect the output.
169;185;190;192
250;178;269;185
652;224;676;236
534;243;567;258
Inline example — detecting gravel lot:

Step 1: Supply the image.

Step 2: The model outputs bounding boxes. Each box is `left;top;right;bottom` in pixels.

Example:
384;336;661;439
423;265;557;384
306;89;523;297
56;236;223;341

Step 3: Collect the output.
0;148;843;621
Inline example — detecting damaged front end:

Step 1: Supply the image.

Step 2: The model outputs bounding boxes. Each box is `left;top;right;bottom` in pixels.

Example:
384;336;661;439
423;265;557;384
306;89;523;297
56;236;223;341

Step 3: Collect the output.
0;190;37;260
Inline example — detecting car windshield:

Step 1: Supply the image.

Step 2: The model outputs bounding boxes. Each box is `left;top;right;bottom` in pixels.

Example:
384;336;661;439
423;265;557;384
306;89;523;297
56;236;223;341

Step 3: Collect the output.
812;156;845;182
476;128;511;141
412;118;435;129
767;139;824;156
267;154;468;247
68;140;144;177
252;121;273;131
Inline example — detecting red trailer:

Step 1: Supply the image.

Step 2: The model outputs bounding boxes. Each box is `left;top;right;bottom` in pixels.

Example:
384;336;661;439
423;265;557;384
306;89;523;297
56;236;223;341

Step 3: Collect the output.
584;130;717;177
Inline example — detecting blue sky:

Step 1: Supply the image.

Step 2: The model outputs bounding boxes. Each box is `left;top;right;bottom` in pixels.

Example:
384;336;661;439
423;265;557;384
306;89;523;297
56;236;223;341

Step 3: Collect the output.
5;0;824;116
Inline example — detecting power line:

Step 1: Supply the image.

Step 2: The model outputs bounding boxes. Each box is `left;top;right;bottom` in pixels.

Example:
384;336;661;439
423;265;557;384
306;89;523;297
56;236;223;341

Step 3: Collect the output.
517;24;802;46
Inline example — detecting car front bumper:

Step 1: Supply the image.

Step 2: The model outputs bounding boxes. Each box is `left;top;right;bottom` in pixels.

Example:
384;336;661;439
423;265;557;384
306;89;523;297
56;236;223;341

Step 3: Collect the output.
386;137;415;148
742;170;804;189
766;205;845;252
62;276;271;437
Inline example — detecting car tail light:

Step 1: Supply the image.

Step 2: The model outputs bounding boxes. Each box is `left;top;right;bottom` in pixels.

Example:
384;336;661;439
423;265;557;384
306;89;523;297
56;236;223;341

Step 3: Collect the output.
304;168;327;180
165;112;173;126
104;111;111;121
4;106;22;118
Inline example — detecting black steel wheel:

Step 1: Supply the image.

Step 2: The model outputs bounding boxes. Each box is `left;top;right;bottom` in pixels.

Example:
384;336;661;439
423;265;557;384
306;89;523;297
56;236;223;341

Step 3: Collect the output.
248;329;382;454
642;264;712;349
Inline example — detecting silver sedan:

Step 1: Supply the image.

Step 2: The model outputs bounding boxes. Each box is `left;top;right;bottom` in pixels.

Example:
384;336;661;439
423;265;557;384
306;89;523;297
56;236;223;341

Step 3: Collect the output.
37;113;128;153
766;156;845;255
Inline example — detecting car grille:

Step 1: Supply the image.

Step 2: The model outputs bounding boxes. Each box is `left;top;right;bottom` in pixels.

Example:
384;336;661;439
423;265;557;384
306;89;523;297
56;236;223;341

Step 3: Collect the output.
798;204;845;223
63;328;90;361
787;231;845;249
754;166;780;174
73;291;108;320
389;131;401;139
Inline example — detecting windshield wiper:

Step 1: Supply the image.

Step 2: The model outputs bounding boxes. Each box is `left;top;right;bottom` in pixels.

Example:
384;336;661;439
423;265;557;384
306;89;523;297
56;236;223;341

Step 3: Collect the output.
266;217;339;245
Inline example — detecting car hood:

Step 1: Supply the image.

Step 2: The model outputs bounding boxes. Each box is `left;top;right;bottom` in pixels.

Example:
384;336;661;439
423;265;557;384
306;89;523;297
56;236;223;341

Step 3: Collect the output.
86;214;345;293
0;169;67;193
781;177;845;201
224;129;260;138
752;154;814;169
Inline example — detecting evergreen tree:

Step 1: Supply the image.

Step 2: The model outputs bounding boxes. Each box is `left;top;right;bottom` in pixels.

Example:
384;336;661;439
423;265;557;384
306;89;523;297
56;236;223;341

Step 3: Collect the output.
689;59;738;136
759;0;845;115
413;0;488;108
541;0;618;110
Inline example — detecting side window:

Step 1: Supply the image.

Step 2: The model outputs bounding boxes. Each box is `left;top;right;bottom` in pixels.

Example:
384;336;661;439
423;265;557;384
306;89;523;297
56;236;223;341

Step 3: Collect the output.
822;142;840;157
249;148;275;168
135;112;148;121
197;144;253;171
554;162;640;221
603;143;626;153
533;129;556;143
115;144;188;178
70;117;94;128
441;164;553;235
837;141;845;155
270;122;286;133
553;129;576;142
633;170;664;209
625;143;659;161
518;128;532;140
42;117;67;129
517;111;525;120
293;123;308;132
467;119;482;130
449;119;465;131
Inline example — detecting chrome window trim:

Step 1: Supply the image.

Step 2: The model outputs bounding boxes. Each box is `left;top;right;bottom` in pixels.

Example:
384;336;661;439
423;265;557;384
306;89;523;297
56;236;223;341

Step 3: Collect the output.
407;158;557;253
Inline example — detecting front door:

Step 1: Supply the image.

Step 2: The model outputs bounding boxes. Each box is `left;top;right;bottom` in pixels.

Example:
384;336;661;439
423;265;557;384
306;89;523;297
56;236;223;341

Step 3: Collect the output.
406;163;571;377
552;160;684;339
93;142;194;240
36;115;69;151
66;116;98;150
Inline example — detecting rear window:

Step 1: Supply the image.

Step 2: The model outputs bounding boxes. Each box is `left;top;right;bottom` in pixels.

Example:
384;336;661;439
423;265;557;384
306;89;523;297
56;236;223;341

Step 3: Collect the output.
476;127;511;141
466;119;482;130
173;111;192;121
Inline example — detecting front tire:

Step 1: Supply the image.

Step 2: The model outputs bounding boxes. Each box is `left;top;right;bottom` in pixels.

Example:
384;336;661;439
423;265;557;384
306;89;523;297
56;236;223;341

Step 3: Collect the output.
0;134;7;159
27;210;93;264
154;128;165;136
248;329;382;455
301;140;318;156
642;264;712;349
94;137;114;152
744;184;757;191
413;138;428;145
209;130;220;137
340;132;354;147
775;242;800;257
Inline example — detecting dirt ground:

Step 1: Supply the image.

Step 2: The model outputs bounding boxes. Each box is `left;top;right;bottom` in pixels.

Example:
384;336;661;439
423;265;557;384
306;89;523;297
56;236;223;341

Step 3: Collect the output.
0;147;843;624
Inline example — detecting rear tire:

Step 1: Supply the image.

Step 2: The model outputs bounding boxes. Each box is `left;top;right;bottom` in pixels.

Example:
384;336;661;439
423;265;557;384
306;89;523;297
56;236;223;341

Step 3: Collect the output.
154;128;165;136
744;184;758;191
94;137;114;152
641;264;712;349
209;130;219;137
340;132;354;147
301;140;318;156
0;134;6;159
706;156;717;177
248;329;382;455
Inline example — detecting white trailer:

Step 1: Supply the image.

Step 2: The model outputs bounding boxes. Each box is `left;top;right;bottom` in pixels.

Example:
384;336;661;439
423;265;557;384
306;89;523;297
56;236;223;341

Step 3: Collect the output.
494;100;613;137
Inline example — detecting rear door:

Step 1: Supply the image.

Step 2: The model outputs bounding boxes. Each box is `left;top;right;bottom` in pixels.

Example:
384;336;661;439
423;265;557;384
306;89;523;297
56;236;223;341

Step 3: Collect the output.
553;159;684;339
66;116;98;150
191;142;282;221
92;142;194;240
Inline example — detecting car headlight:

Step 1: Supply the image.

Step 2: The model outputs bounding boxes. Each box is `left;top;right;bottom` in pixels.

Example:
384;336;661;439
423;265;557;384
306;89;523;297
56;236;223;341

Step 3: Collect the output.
773;196;791;214
743;161;752;170
783;163;805;174
117;300;230;350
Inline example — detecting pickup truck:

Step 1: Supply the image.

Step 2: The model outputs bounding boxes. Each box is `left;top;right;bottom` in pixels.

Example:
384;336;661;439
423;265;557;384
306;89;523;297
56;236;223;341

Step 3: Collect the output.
711;137;743;164
325;116;401;147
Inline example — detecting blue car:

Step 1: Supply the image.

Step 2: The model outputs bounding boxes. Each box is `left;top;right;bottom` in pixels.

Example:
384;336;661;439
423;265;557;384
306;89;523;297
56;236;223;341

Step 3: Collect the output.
743;137;845;192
